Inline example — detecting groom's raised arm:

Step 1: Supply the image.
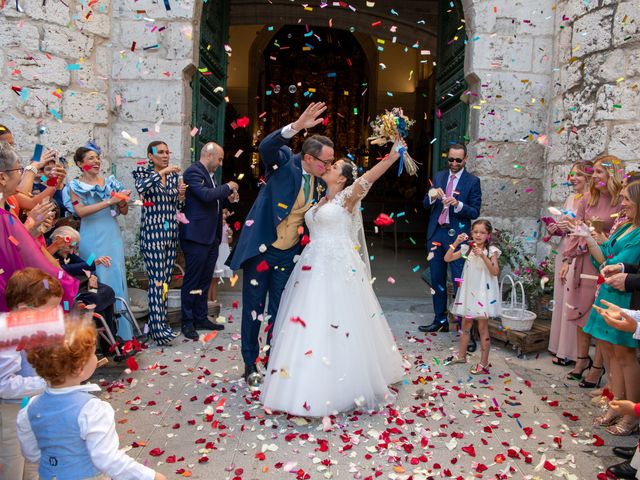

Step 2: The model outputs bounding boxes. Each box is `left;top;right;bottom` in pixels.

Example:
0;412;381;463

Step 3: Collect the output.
258;128;294;170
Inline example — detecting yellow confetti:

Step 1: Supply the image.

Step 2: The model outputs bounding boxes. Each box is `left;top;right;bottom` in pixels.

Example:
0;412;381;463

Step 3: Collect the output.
277;203;288;209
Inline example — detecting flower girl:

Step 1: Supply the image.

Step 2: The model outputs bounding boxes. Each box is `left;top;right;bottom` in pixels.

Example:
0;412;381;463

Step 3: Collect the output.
443;219;501;374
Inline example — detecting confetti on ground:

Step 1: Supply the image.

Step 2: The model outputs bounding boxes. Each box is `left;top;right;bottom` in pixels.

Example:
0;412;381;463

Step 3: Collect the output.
96;295;607;480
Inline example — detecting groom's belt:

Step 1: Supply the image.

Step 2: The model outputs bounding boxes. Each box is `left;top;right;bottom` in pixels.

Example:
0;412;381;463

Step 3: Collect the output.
437;223;451;229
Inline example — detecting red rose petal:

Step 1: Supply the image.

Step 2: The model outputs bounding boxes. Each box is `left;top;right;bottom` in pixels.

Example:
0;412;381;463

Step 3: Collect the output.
125;356;139;371
149;447;164;456
461;444;476;457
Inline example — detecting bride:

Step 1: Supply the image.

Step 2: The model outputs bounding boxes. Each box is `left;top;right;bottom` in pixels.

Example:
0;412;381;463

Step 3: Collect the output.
261;141;406;417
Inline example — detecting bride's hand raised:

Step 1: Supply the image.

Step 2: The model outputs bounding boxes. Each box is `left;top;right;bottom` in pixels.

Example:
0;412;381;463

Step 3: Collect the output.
386;138;403;163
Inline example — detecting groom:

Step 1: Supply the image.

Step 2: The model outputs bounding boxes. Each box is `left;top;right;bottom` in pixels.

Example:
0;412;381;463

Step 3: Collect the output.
229;102;332;382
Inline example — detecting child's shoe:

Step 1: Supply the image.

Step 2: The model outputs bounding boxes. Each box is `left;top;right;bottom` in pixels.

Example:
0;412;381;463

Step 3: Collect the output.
470;363;491;375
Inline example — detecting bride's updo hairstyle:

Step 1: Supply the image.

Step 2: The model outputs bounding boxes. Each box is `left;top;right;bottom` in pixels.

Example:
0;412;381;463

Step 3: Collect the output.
339;158;357;188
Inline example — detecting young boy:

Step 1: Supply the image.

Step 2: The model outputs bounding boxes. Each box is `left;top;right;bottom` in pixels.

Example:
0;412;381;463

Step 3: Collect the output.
16;319;166;480
0;268;60;480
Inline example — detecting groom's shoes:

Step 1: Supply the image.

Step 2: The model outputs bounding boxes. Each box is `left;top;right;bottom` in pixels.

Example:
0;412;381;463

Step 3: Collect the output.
243;364;258;383
419;320;449;333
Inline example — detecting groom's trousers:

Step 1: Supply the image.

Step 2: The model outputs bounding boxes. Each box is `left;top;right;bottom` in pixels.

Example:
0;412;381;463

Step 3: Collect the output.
241;244;298;367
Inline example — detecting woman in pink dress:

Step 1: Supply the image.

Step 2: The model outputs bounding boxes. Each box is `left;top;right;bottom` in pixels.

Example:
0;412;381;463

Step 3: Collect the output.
0;142;78;312
548;161;592;365
560;155;624;387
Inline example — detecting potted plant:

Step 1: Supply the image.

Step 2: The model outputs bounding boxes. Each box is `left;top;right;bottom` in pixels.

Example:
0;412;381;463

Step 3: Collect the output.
492;228;555;320
514;257;555;321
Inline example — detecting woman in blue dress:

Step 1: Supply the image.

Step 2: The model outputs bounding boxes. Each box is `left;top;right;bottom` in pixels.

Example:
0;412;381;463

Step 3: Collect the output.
63;144;132;340
574;179;640;436
132;141;186;345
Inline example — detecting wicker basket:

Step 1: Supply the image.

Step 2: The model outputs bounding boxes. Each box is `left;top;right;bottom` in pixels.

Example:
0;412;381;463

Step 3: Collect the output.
500;275;537;332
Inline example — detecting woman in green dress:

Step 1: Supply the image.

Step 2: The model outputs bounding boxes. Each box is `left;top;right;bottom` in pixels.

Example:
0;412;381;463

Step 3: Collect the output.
574;180;640;436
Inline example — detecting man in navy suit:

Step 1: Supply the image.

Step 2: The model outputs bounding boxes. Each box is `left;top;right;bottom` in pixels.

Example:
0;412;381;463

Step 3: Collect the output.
180;142;239;340
229;102;331;382
420;143;482;337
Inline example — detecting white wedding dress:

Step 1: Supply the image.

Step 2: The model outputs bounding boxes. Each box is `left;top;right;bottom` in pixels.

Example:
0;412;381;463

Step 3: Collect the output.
260;180;405;417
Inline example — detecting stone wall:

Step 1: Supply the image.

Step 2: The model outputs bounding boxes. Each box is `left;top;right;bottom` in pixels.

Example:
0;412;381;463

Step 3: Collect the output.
539;0;640;258
0;0;199;249
462;0;557;251
546;0;640;198
108;0;198;242
0;0;111;162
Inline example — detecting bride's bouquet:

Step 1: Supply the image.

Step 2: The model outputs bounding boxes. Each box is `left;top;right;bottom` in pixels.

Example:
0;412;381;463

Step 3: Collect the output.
368;107;419;176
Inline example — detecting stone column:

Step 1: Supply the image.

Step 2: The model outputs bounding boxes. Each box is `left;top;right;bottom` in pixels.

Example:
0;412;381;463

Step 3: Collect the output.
462;0;556;253
109;0;199;242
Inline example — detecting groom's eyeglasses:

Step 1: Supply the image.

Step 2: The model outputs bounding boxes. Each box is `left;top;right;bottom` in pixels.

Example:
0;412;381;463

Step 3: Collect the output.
447;157;464;164
308;154;335;167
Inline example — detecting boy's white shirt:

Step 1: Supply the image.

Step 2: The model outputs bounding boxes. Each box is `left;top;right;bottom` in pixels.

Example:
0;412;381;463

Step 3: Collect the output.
0;349;46;400
16;383;155;480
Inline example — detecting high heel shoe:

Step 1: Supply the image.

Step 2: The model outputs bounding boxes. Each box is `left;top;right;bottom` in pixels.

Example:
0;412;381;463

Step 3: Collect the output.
579;365;605;388
606;417;640;436
594;409;620;427
567;356;592;381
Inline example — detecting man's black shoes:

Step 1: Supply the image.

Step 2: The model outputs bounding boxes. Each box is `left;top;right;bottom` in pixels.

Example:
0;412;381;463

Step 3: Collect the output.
419;322;449;333
607;461;637;480
613;446;637;460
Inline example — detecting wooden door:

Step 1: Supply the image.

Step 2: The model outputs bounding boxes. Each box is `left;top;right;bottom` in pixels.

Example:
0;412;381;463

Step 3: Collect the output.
191;0;230;162
432;0;468;174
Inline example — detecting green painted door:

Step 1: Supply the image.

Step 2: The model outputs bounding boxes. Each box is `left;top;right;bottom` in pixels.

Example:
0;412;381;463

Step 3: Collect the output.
191;0;230;163
432;0;468;174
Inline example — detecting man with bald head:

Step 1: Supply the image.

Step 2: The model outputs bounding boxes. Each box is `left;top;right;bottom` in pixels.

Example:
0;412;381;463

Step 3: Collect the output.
179;142;239;340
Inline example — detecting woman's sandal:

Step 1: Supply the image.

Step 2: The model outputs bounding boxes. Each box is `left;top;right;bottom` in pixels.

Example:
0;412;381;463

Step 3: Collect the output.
566;356;592;381
552;356;575;367
470;363;491;375
579;365;605;388
591;395;609;407
606;417;640;436
444;354;467;365
594;409;620;427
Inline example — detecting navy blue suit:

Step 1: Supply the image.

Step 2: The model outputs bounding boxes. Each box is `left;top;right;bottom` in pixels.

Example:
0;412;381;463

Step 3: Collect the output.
424;169;481;324
179;161;231;328
230;128;325;368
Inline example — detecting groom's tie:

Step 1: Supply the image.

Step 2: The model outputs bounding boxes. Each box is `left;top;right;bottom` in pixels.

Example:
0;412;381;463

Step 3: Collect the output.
302;172;311;203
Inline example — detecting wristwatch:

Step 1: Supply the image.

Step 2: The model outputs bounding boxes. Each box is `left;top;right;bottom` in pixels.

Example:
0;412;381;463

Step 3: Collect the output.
24;165;38;175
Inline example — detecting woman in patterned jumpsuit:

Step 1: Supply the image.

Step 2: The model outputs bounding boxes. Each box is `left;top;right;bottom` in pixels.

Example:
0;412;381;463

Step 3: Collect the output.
133;141;186;345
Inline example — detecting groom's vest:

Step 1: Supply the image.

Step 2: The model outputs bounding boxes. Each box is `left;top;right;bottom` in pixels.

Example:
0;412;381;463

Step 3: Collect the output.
272;176;316;250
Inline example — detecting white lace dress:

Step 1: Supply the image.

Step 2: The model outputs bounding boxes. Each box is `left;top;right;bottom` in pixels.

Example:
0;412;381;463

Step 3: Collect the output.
450;245;502;318
260;180;404;417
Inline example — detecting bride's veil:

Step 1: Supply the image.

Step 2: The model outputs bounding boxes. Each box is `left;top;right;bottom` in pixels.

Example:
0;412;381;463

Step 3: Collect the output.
351;199;371;279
